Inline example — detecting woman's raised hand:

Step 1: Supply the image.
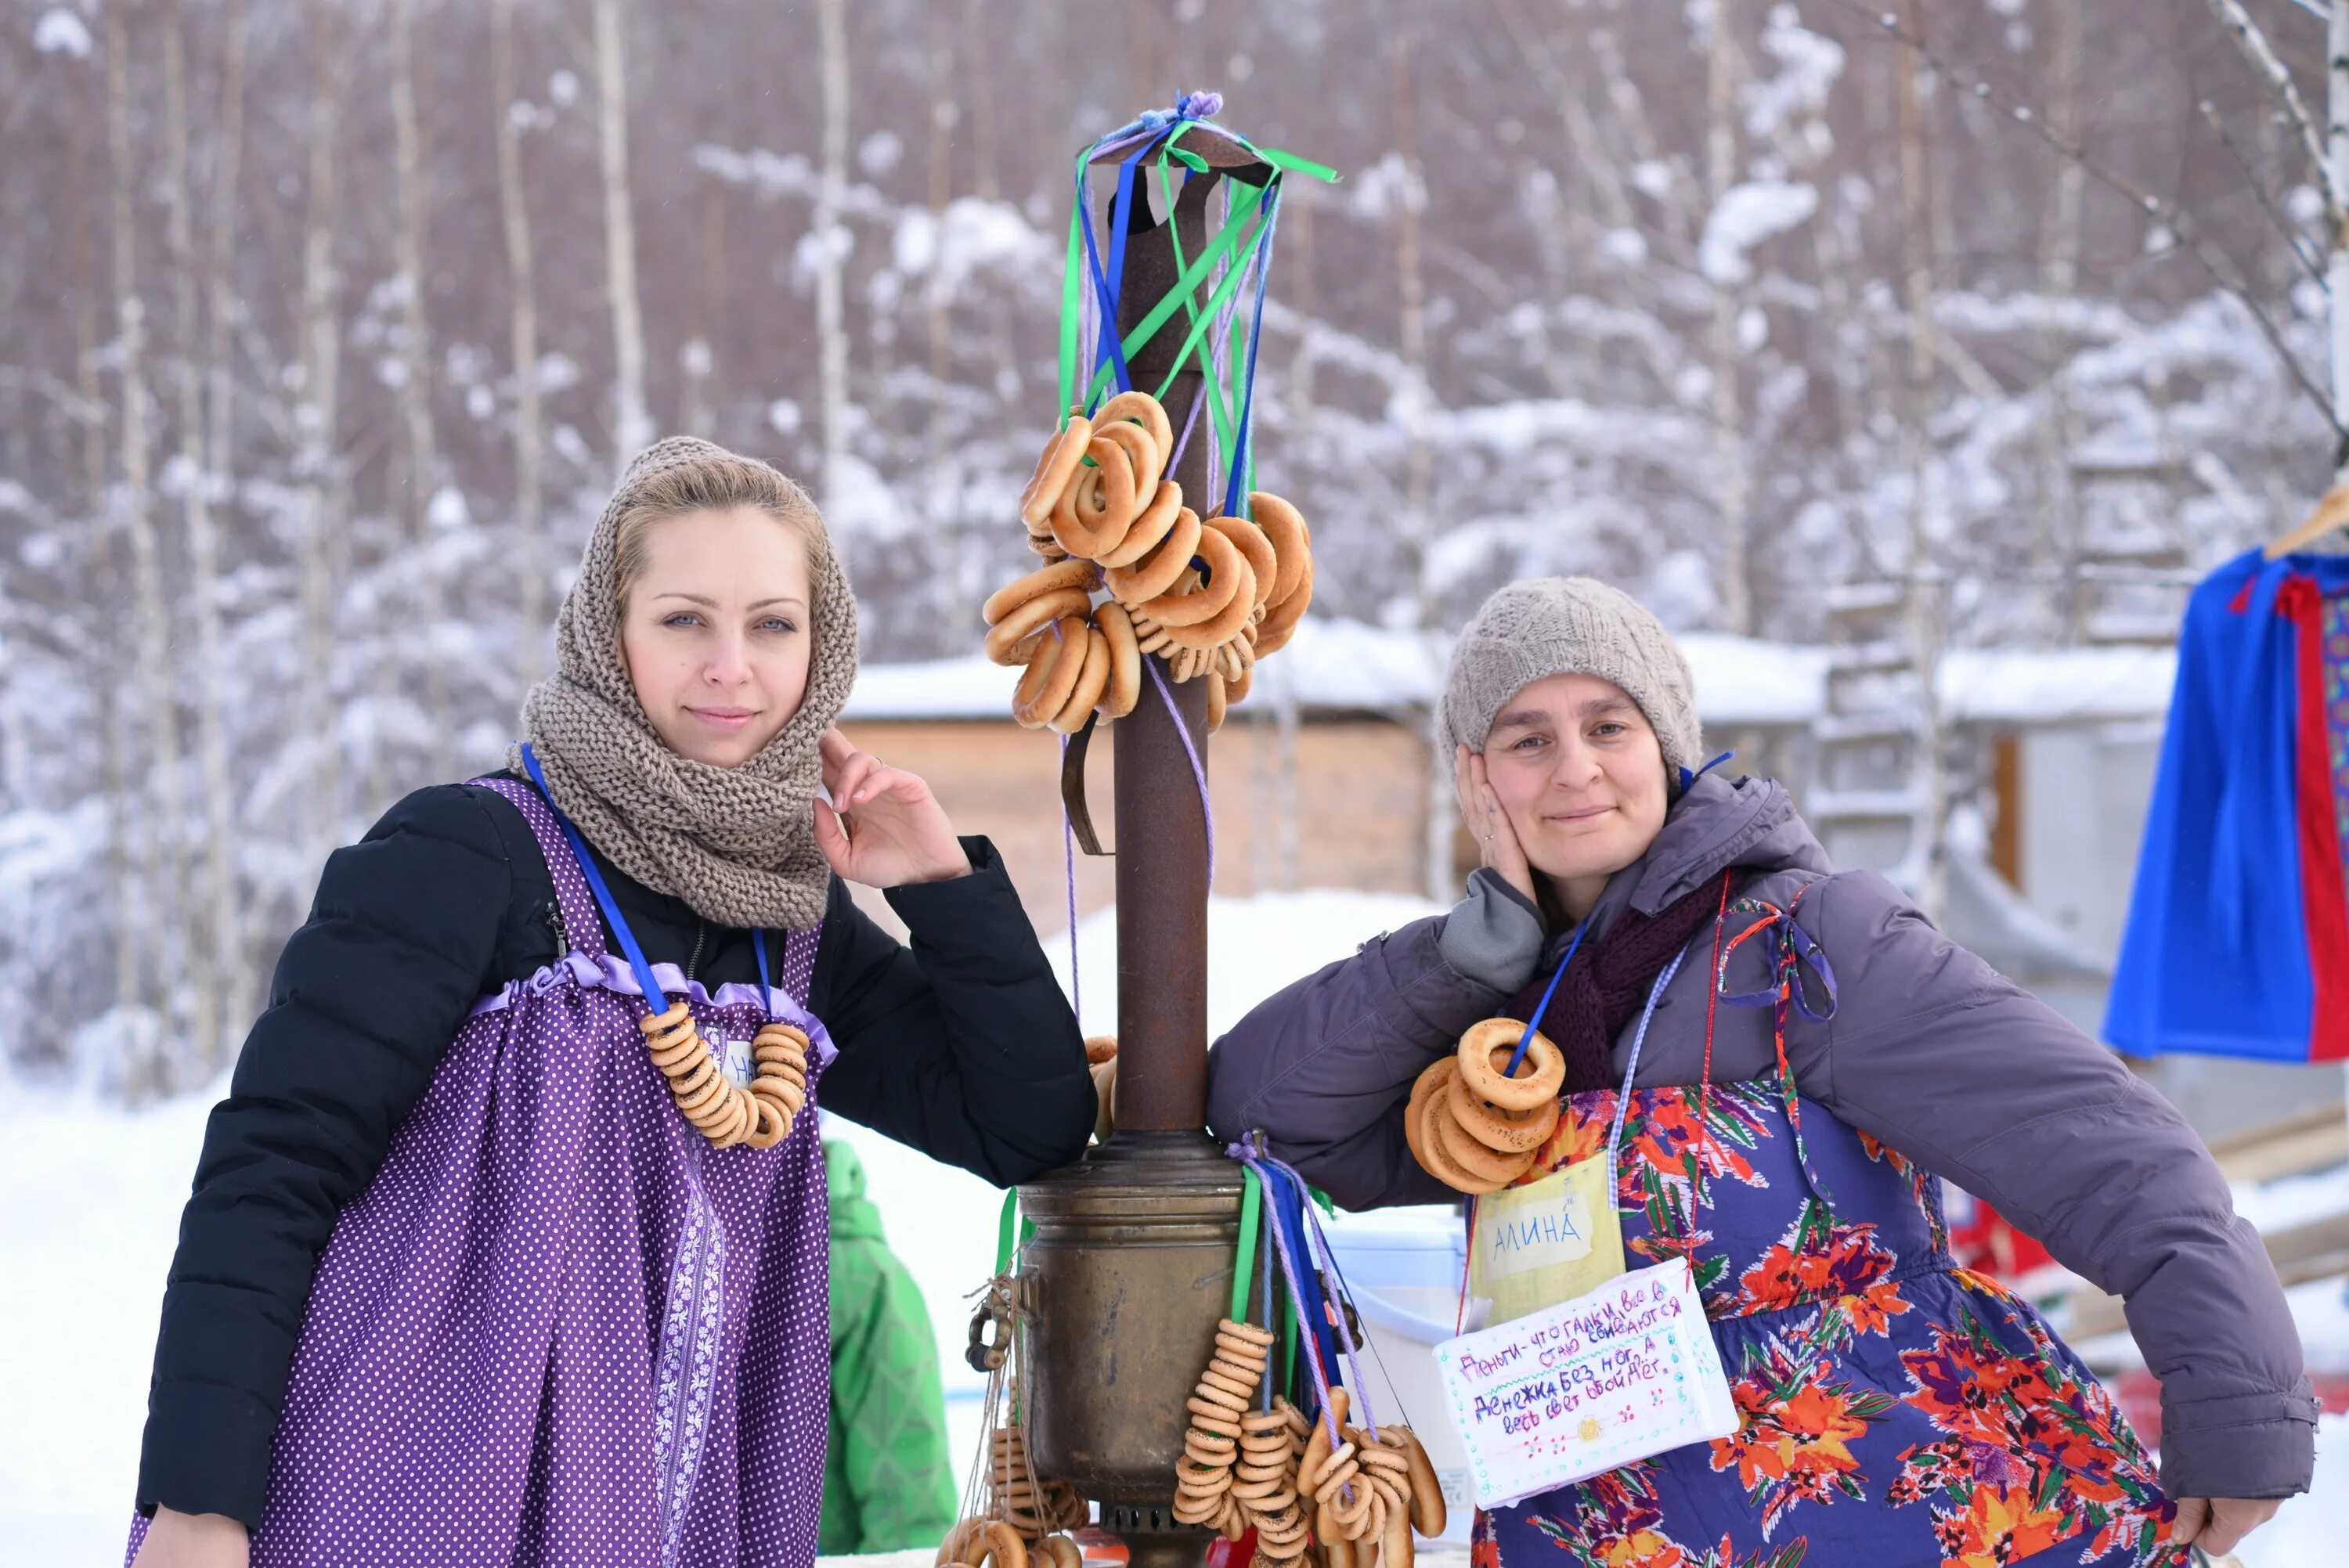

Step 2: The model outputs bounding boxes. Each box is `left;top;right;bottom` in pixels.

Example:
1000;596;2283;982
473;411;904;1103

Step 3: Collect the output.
1456;744;1536;908
131;1509;249;1568
812;727;972;889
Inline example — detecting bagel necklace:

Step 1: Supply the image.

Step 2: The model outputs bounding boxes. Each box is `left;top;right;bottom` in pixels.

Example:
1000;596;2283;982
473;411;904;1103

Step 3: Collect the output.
1405;919;1586;1195
521;744;811;1151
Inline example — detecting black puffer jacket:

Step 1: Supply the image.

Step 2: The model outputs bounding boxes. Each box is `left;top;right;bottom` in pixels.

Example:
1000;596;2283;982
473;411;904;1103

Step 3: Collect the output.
138;777;1093;1530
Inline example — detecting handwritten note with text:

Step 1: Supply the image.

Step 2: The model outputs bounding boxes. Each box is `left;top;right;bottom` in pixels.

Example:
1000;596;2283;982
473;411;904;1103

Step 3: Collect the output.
1433;1259;1738;1509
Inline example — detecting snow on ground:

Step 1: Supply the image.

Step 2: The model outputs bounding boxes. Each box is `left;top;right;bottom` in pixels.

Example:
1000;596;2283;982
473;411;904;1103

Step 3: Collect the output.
0;1080;215;1566
10;882;2347;1566
0;888;1436;1565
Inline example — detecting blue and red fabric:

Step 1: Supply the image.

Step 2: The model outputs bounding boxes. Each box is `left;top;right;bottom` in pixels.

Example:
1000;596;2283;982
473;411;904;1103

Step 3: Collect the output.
2107;548;2349;1062
1478;889;2181;1568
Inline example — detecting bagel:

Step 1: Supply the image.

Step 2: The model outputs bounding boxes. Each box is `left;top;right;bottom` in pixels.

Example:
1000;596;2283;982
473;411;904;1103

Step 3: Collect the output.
1094;601;1142;718
1456;1016;1565;1111
1413;1068;1520;1194
1387;1426;1445;1537
1400;1058;1450;1180
1301;1440;1357;1498
1046;625;1112;734
1206;672;1228;734
1051;434;1142;559
1142;527;1247;629
1297;1386;1348;1491
1019;413;1093;531
1205;513;1279;610
742;1094;791;1149
1447;1075;1561;1152
984;586;1092;665
1198;1362;1257;1401
1249;492;1310;605
983;559;1099;625
1379;1484;1416;1568
1434;1083;1540;1185
1253;553;1314;656
1128;611;1175;655
938;1520;983;1568
1089;1057;1116;1143
1012;617;1090;728
1104;505;1203;604
1093;416;1163;496
1185;1400;1243;1438
975;1522;1028;1568
1095;388;1174;463
1095;478;1182;569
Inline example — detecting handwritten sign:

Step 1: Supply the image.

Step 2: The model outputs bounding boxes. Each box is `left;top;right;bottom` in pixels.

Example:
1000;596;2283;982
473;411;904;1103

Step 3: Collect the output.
1469;1157;1625;1325
1433;1259;1738;1509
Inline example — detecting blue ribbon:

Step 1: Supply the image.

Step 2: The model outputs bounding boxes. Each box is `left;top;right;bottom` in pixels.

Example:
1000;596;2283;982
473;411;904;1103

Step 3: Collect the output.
1506;917;1589;1076
1676;749;1738;795
520;743;771;1022
1222;180;1280;521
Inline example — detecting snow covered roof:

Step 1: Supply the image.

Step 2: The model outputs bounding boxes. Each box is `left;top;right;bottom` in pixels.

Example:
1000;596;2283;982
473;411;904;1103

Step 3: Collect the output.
846;620;1829;726
1939;646;2176;726
842;620;2178;728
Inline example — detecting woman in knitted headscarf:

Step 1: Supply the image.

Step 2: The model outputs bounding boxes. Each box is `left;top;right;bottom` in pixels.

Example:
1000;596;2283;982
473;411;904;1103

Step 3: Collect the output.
130;439;1094;1568
1206;578;2311;1566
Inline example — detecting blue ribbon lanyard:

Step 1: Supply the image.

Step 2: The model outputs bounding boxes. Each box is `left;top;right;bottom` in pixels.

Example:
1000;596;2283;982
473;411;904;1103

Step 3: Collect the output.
1507;917;1590;1076
521;744;774;1026
521;744;669;1013
520;745;778;1027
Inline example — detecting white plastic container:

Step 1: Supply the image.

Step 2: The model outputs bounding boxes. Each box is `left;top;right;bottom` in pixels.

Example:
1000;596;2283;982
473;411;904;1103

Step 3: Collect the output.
1317;1203;1473;1544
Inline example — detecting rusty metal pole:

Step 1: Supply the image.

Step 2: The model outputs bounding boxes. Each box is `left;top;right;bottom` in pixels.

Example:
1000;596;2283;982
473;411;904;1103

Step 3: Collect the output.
1110;171;1218;1132
1018;127;1273;1568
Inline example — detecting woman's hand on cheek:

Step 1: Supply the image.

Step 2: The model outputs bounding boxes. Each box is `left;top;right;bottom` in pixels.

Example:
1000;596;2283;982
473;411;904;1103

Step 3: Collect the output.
1456;744;1537;907
814;727;972;889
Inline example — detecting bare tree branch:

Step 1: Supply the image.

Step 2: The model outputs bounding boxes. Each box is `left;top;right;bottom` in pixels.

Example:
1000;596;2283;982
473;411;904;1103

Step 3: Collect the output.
1824;0;2346;442
2203;0;2346;216
2198;97;2326;282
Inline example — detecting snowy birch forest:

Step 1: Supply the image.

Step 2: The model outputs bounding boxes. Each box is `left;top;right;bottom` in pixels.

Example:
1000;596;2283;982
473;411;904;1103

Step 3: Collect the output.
0;0;2339;1098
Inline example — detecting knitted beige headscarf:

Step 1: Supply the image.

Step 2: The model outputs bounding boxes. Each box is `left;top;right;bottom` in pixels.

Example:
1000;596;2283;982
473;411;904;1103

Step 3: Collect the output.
514;437;859;930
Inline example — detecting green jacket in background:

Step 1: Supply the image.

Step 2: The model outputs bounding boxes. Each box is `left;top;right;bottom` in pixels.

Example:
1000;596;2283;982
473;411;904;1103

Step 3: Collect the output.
819;1139;962;1555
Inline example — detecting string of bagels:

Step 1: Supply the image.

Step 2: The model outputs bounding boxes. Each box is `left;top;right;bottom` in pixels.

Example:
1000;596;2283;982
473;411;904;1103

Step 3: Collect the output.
985;389;1315;736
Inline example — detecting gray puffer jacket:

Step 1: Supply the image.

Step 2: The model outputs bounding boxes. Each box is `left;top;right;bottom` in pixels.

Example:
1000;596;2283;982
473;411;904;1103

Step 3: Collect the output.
1204;773;2316;1501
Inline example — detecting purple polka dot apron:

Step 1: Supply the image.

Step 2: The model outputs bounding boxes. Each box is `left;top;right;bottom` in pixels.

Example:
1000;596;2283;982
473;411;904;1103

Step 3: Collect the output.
1473;889;2184;1568
127;769;833;1568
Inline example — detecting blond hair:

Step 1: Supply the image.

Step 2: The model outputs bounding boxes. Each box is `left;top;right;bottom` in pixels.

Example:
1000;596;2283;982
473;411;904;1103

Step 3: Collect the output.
611;452;830;610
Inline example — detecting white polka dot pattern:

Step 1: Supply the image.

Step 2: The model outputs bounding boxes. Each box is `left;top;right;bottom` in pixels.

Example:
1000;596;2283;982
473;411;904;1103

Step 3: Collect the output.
129;779;833;1568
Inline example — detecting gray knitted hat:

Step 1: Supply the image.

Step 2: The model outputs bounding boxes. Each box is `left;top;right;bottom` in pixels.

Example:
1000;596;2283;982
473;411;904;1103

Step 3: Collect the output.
1440;577;1702;778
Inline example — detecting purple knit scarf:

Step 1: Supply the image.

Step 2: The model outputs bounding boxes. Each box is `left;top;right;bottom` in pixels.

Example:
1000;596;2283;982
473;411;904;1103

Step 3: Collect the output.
1509;872;1733;1094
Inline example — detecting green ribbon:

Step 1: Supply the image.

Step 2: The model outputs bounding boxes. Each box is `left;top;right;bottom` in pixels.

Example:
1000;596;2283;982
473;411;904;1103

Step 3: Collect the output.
1229;1164;1264;1321
1053;121;1337;503
1077;177;1272;414
994;1188;1034;1276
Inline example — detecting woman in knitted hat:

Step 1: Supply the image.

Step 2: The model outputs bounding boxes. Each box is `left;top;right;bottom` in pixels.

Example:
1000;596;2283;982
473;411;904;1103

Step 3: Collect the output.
129;439;1094;1568
1207;577;2311;1566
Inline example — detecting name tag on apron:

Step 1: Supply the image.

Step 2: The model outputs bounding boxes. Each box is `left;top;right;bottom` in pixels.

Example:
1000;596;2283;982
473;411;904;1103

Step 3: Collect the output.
1467;1155;1626;1325
711;1028;752;1088
1434;1258;1738;1509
